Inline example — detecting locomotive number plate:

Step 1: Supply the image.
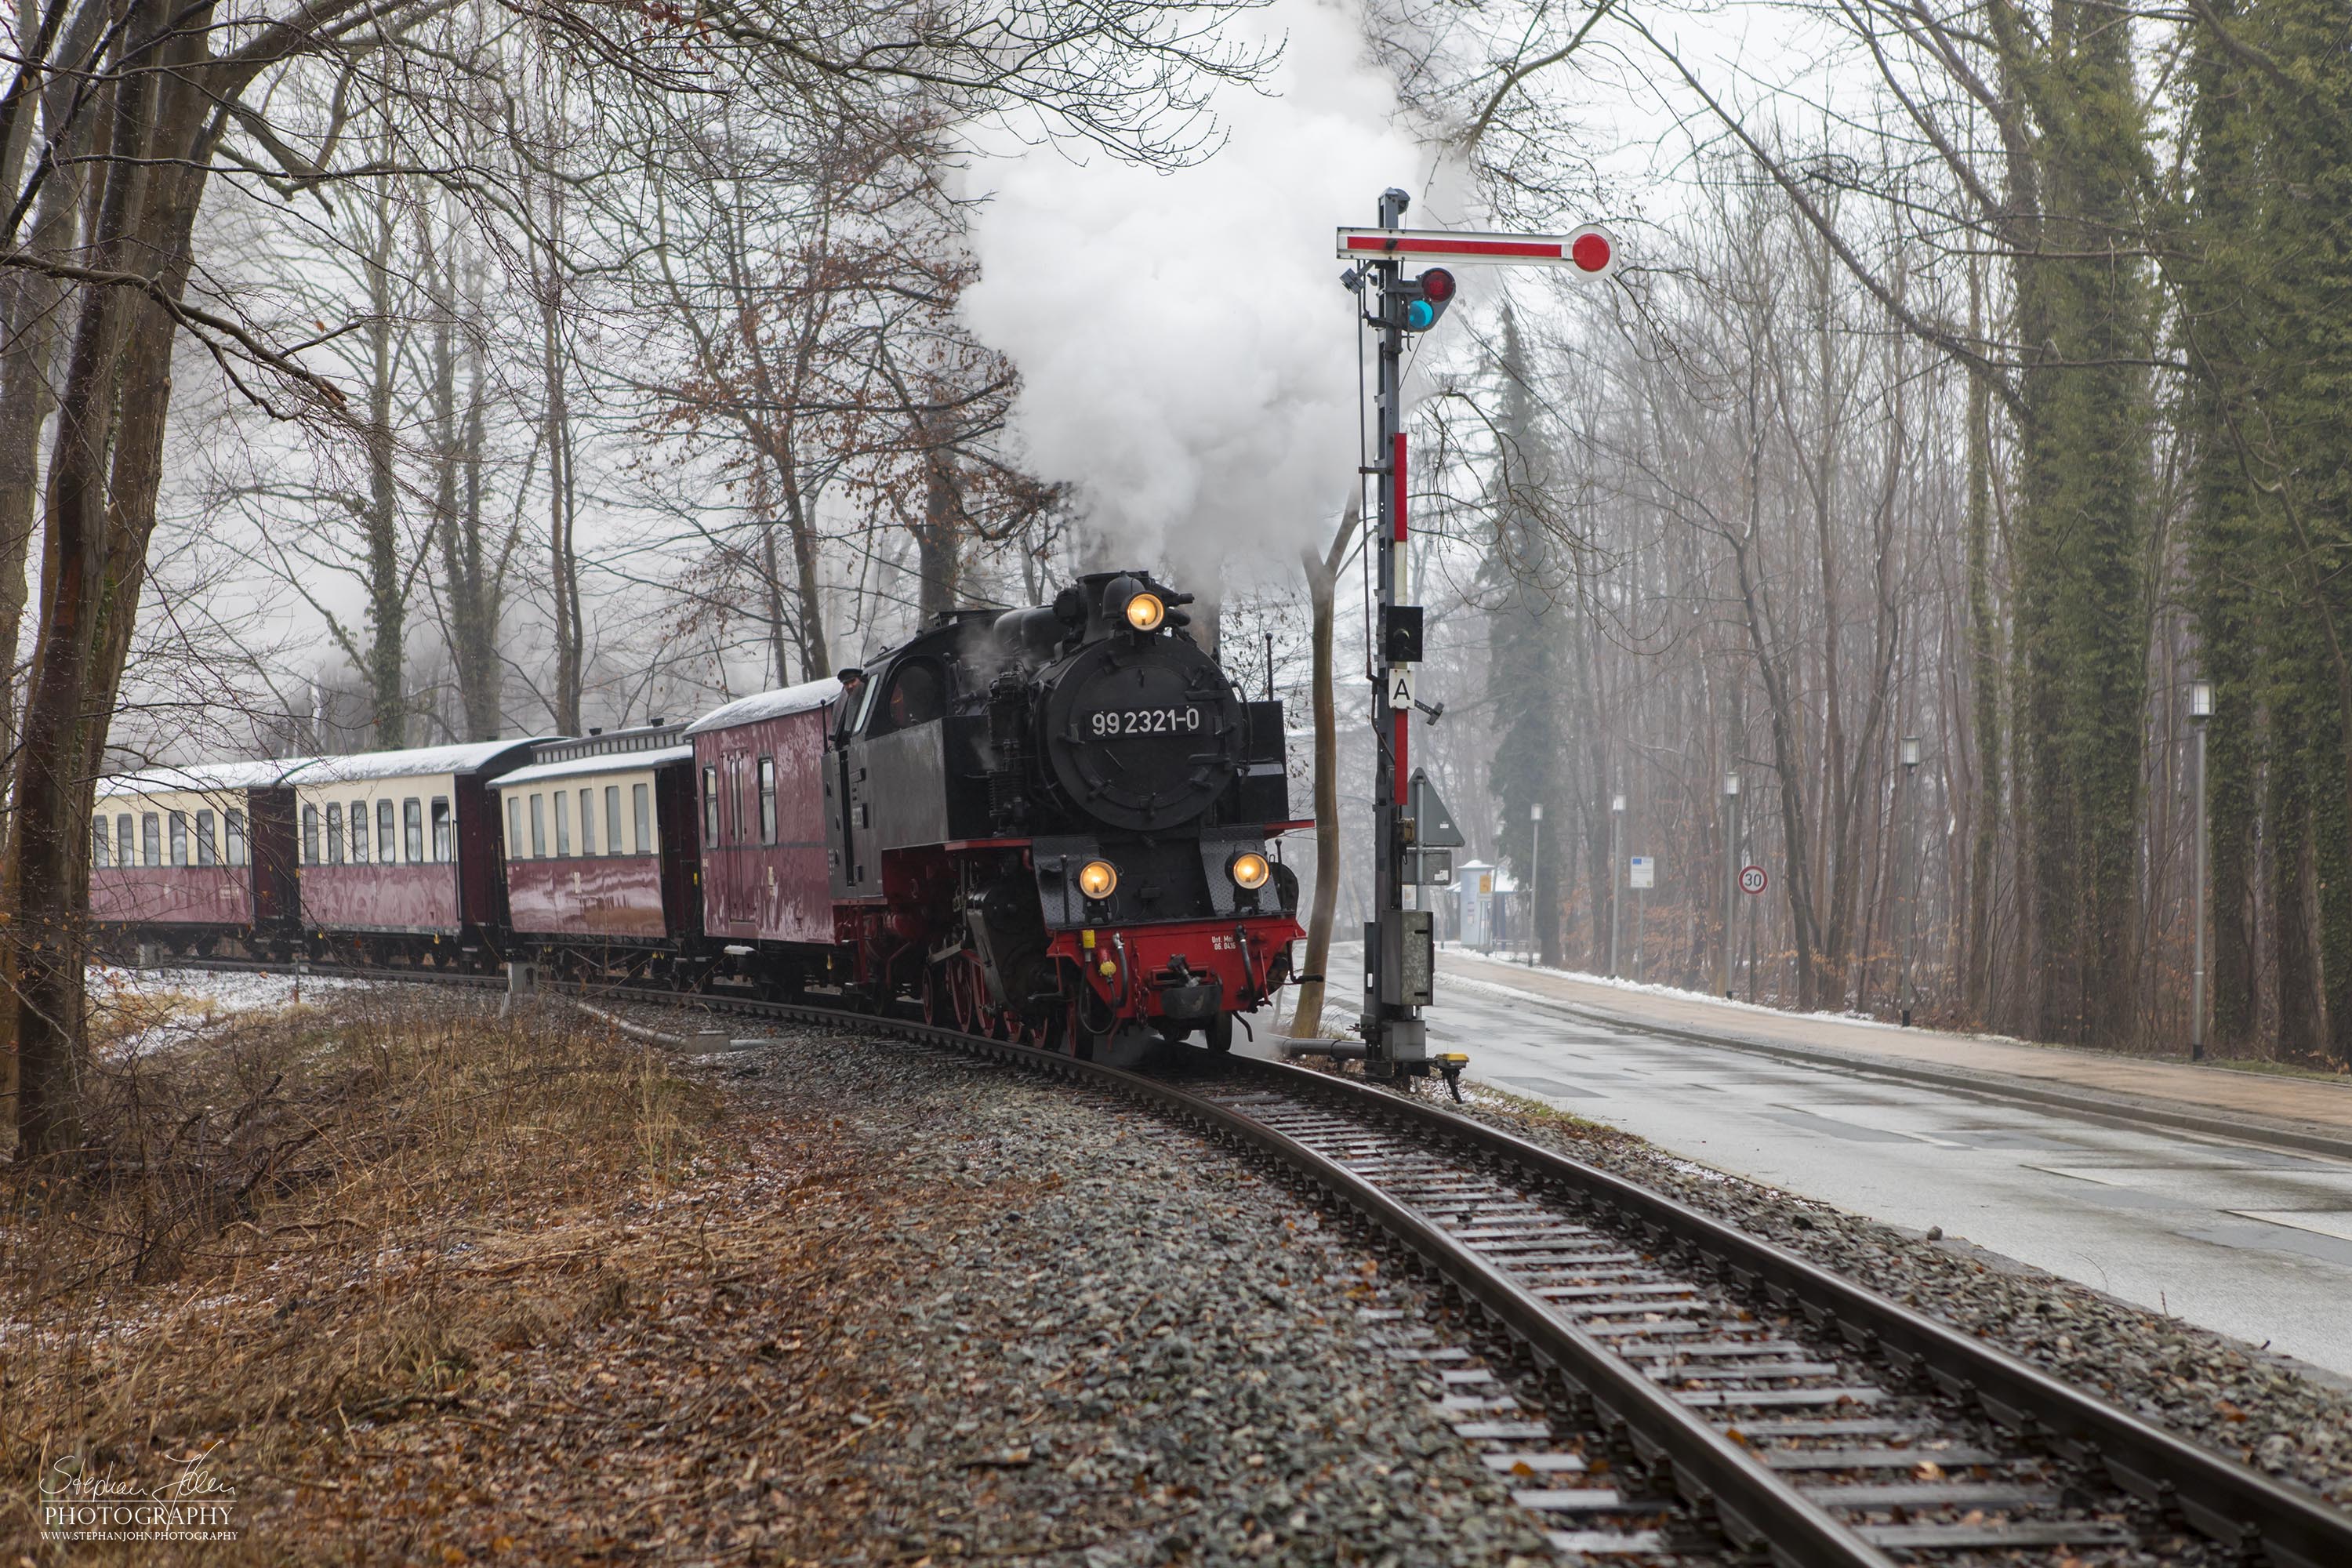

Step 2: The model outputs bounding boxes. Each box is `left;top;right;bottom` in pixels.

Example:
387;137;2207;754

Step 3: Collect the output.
1087;705;1207;737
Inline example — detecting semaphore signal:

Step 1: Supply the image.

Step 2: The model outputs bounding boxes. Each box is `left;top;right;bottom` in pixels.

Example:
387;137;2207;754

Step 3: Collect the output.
1334;193;1621;1084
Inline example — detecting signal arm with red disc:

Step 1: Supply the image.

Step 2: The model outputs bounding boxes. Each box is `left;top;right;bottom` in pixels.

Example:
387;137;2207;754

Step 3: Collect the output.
1334;224;1618;274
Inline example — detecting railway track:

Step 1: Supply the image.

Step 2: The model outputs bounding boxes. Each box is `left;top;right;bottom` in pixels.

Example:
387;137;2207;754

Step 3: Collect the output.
158;958;2352;1566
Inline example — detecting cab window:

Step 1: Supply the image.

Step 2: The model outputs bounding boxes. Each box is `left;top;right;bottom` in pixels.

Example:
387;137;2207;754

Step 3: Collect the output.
870;659;945;736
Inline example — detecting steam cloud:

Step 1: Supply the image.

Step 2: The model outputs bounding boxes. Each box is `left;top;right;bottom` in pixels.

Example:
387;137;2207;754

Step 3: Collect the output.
960;0;1430;593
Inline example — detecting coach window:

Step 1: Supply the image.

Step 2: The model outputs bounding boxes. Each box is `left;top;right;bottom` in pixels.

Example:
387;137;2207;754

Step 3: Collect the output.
377;800;395;862
506;797;524;858
431;797;452;862
93;818;110;867
226;810;248;867
604;786;622;855
118;815;134;867
169;811;188;866
325;804;344;865
196;810;217;866
404;798;423;862
579;787;597;855
633;782;651;854
529;794;547;857
758;757;777;842
301;806;319;865
554;790;572;857
702;766;720;844
350;800;369;863
142;812;162;866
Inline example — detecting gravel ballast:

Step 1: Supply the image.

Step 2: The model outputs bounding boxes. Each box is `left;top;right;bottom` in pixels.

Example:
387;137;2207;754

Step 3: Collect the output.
667;1019;1560;1566
1435;1076;2352;1511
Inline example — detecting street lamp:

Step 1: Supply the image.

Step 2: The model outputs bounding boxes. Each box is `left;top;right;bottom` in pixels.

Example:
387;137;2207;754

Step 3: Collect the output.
1722;770;1741;999
1898;736;1920;1025
1528;803;1544;968
2190;681;2213;1060
1609;793;1626;978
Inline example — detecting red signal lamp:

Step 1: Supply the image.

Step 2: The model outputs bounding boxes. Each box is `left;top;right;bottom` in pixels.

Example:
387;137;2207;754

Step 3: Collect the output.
1570;230;1612;273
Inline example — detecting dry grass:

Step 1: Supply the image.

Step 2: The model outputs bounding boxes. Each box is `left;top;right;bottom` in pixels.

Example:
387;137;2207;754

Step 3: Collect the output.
0;989;727;1563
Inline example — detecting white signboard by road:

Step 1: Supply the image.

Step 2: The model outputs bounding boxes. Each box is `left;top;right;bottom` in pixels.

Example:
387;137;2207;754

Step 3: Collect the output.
1629;855;1654;890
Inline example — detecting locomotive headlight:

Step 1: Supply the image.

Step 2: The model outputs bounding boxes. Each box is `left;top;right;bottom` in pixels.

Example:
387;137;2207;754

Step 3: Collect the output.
1229;851;1271;891
1077;859;1119;899
1124;592;1165;631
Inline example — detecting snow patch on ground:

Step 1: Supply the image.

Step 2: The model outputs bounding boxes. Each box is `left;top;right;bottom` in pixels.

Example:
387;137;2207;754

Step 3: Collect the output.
86;965;361;1058
1434;948;2051;1051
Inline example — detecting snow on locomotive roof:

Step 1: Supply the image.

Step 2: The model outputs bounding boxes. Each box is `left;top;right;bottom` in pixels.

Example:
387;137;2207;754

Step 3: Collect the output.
286;737;548;785
683;676;842;736
493;745;693;789
96;757;312;797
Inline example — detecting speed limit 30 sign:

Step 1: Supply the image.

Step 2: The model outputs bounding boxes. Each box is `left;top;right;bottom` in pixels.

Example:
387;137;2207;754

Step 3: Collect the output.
1740;865;1769;895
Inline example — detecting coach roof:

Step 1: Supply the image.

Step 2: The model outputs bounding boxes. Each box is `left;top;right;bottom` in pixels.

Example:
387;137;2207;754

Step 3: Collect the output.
286;737;546;786
682;676;843;737
493;745;694;789
96;757;313;797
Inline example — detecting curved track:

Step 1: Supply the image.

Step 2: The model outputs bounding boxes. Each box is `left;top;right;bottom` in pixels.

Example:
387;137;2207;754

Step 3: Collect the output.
159;959;2352;1566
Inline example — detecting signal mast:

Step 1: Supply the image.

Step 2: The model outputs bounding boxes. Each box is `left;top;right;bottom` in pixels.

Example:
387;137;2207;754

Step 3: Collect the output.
1336;191;1617;1080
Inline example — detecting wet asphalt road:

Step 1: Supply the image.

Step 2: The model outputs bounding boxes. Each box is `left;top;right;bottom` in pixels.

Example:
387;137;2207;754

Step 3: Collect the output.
1399;960;2352;1380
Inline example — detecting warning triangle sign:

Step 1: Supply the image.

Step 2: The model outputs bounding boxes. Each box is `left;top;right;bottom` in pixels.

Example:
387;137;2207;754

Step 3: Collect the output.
1407;769;1466;848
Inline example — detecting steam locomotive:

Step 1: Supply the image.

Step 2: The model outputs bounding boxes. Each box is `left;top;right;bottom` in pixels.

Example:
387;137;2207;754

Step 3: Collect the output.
89;570;1307;1056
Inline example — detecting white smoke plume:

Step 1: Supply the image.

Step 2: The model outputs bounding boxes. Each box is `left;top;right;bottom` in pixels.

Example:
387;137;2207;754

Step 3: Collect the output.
960;0;1432;595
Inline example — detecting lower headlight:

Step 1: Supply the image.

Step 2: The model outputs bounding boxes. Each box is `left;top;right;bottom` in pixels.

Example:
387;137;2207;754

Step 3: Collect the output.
1078;859;1119;899
1229;851;1271;890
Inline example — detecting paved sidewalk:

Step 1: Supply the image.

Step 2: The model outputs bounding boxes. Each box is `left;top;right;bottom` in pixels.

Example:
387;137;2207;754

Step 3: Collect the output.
1439;947;2352;1145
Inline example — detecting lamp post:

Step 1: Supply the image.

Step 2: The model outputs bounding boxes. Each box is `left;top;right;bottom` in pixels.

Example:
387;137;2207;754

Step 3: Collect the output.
1722;771;1740;998
1898;735;1921;1026
1528;803;1543;967
2190;680;2213;1060
1609;793;1625;978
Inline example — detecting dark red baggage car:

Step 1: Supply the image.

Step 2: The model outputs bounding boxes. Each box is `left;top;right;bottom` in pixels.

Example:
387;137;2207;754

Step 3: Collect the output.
684;677;842;960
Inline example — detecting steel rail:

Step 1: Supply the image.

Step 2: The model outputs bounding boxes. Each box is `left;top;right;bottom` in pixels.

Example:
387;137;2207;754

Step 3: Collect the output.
1237;1052;2352;1568
146;956;2352;1566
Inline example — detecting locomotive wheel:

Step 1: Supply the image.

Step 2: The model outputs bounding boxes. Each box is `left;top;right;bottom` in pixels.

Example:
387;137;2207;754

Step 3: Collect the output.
1203;1012;1235;1053
921;965;949;1028
951;960;979;1034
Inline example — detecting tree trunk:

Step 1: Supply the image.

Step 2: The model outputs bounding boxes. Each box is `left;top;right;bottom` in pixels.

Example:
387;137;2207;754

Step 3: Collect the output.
362;201;406;748
541;179;584;736
1289;501;1358;1040
7;0;200;1162
1962;265;2002;1023
916;434;962;624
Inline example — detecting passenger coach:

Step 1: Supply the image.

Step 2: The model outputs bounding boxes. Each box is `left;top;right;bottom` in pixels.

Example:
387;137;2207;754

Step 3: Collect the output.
490;724;702;981
90;760;304;956
292;738;539;967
